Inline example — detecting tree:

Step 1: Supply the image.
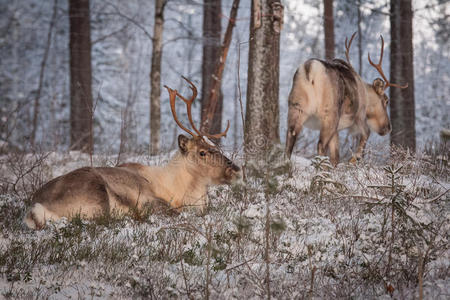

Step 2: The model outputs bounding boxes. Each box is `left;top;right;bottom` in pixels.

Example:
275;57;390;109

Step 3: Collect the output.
69;0;93;153
200;0;222;136
31;0;58;148
390;0;415;151
357;0;363;74
201;0;239;139
323;0;334;60
244;0;283;157
150;0;167;155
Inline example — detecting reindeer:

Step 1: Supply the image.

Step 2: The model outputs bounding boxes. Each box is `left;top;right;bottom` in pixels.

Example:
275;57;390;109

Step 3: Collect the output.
24;77;241;229
285;33;408;165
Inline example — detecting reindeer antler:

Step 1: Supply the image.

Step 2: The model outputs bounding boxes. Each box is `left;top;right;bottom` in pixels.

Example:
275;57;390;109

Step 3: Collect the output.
164;77;230;139
173;76;203;137
165;83;196;137
345;31;357;65
368;35;408;90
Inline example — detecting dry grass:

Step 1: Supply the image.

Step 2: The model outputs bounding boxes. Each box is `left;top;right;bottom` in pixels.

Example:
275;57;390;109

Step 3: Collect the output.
0;146;448;299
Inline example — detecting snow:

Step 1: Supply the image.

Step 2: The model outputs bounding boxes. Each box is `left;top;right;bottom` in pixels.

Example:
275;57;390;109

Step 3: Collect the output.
0;0;449;297
1;150;448;298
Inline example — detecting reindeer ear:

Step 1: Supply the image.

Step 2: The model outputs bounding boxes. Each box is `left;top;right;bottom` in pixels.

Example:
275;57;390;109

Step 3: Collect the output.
178;135;190;154
372;78;385;95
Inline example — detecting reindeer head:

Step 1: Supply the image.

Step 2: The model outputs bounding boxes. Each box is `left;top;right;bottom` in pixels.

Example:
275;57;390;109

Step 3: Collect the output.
165;77;241;184
346;33;408;136
366;77;392;136
177;135;240;184
366;35;408;136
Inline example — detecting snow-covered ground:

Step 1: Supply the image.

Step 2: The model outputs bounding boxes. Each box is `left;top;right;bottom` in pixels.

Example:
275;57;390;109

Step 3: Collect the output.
0;150;448;299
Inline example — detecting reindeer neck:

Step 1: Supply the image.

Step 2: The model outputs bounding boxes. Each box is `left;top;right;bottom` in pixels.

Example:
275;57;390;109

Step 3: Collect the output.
142;152;209;209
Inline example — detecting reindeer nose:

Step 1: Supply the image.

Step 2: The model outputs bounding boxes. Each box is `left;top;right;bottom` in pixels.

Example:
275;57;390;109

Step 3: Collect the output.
226;163;241;179
380;124;391;136
384;123;392;135
225;158;240;172
233;166;242;179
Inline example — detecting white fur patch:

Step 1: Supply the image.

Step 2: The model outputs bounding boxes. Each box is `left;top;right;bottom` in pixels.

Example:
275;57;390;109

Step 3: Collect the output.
24;203;60;229
202;136;215;146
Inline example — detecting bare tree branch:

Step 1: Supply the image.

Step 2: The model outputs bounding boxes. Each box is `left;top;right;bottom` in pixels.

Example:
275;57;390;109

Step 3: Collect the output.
92;23;129;45
102;2;153;40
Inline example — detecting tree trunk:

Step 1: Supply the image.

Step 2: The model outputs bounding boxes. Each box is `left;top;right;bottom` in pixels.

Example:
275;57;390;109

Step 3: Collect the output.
201;0;239;139
31;0;58;148
323;0;334;60
390;0;415;151
150;0;166;155
244;0;282;157
69;0;93;153
357;0;363;74
200;0;222;135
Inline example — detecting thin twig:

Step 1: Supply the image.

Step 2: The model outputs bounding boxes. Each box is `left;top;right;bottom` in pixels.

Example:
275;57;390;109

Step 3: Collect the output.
236;39;250;181
424;188;449;203
92;23;129;45
180;258;192;299
103;3;153;40
225;255;258;272
205;222;212;300
308;266;316;300
418;248;423;300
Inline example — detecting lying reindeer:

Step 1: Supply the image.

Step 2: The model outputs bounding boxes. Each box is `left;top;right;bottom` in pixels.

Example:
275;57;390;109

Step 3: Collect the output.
24;77;241;229
285;33;408;165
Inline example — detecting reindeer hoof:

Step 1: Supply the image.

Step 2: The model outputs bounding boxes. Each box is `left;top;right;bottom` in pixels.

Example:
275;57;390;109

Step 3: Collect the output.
349;157;358;164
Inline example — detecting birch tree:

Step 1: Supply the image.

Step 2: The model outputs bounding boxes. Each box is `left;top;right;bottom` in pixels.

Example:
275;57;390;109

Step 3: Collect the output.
150;0;167;155
244;0;283;157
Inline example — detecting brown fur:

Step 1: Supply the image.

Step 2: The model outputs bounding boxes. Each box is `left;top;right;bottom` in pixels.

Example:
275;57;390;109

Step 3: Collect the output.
286;58;391;165
24;135;240;229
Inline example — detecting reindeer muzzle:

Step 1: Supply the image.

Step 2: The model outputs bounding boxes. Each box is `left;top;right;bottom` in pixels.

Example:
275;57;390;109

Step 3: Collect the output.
379;123;391;136
225;162;241;182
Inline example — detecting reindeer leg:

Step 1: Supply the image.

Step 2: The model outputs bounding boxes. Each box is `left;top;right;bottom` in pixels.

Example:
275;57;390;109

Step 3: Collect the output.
318;113;339;165
328;132;340;166
317;129;337;164
285;103;308;158
350;123;370;164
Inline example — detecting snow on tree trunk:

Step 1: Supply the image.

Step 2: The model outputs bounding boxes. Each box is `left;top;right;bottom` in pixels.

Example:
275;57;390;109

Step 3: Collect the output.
200;0;222;136
244;0;282;157
150;0;166;155
323;0;334;60
69;0;93;153
390;0;416;151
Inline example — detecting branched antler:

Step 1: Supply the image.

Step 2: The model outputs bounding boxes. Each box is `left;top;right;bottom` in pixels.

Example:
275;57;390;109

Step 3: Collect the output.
164;77;230;139
368;35;408;90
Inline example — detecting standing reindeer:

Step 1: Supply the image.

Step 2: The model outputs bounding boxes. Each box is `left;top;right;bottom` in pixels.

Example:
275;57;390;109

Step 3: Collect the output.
285;33;408;165
24;77;241;229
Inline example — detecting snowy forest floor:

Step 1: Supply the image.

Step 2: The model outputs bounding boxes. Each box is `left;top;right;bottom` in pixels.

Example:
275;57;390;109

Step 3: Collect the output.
0;146;449;299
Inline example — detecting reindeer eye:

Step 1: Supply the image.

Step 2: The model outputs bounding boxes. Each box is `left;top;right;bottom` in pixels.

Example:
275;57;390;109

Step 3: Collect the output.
199;150;207;157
